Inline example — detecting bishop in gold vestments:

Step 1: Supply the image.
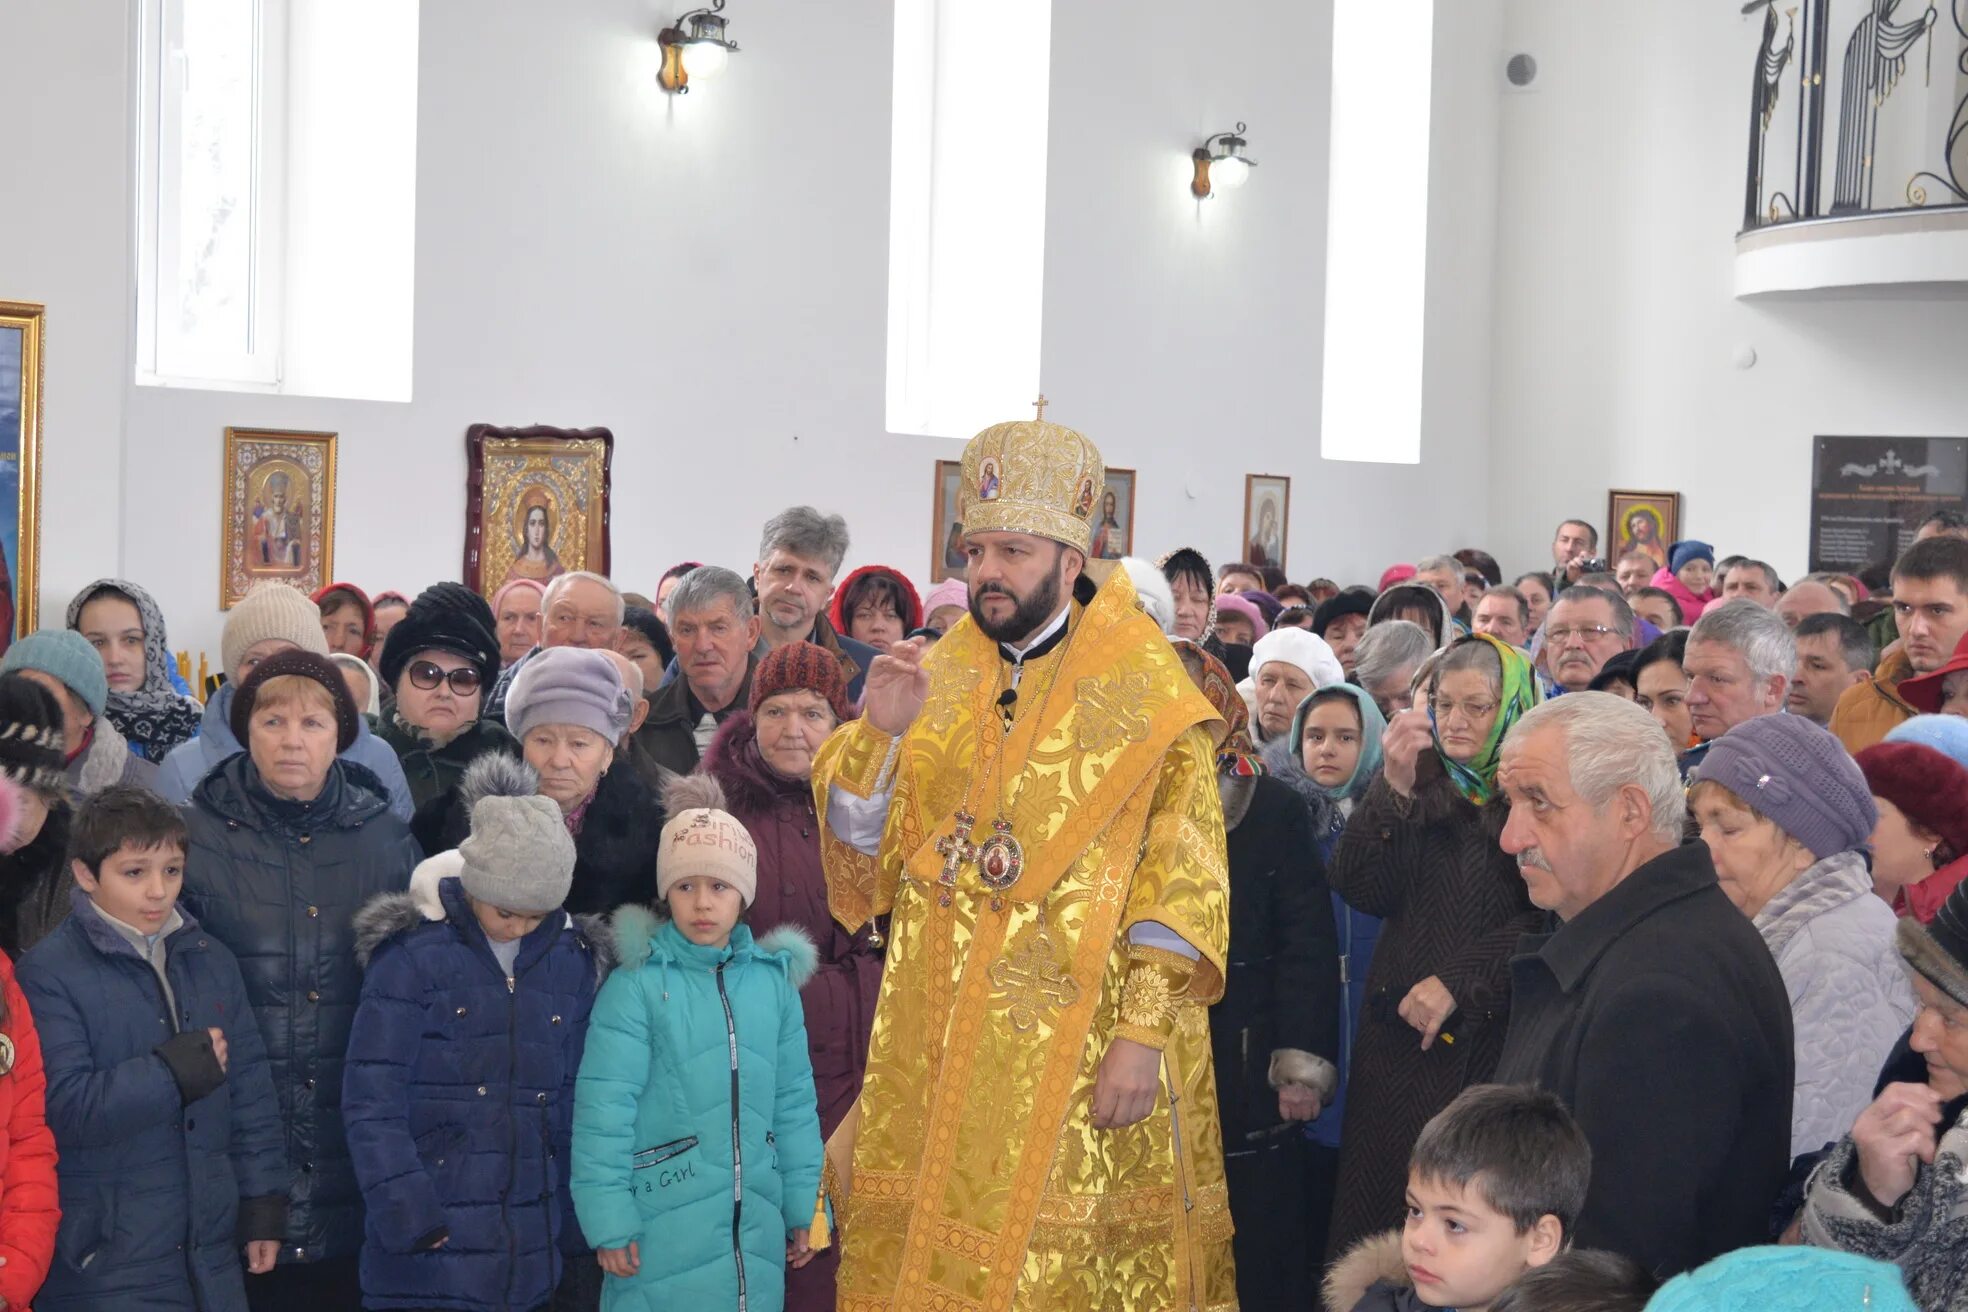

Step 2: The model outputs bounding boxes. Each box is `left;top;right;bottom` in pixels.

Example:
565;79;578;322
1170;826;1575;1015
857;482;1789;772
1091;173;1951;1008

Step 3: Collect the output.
812;412;1238;1312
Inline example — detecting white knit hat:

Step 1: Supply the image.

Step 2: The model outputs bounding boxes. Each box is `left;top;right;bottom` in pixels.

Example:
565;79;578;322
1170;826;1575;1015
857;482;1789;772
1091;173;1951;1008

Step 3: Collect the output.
1250;628;1343;689
223;581;331;676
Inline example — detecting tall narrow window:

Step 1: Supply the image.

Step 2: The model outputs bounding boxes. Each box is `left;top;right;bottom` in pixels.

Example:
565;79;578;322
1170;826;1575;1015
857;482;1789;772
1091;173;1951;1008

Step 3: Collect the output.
137;0;287;386
1320;0;1433;464
135;0;418;400
886;0;1052;439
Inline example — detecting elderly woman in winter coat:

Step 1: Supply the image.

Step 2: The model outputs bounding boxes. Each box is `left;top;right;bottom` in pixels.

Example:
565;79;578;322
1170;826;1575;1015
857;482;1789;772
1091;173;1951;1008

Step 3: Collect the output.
1689;715;1915;1160
179;650;420;1311
1323;633;1545;1261
430;646;662;919
701;641;881;1312
1174;640;1339;1307
372;584;518;847
1800;877;1968;1309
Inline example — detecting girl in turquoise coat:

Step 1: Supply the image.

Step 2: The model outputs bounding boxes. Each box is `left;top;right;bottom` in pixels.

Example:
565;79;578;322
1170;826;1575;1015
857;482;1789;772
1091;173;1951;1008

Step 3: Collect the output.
572;774;824;1311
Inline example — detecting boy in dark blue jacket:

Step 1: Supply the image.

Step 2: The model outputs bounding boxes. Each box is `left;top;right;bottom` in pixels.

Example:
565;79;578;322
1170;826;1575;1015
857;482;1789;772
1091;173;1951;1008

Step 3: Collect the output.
19;785;288;1312
345;766;602;1310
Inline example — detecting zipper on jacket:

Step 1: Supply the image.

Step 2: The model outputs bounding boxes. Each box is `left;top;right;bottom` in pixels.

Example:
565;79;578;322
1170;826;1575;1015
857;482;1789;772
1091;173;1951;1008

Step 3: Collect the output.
716;961;749;1312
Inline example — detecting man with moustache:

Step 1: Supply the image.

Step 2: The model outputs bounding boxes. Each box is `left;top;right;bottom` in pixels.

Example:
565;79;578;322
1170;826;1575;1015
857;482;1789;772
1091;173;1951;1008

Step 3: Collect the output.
1491;694;1793;1277
812;406;1236;1311
1541;586;1635;694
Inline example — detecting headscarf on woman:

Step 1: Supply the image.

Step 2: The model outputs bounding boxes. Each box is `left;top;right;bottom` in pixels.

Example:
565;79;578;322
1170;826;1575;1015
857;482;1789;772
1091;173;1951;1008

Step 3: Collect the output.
1172;639;1262;778
1429;632;1540;807
64;579;203;760
1289;682;1388;805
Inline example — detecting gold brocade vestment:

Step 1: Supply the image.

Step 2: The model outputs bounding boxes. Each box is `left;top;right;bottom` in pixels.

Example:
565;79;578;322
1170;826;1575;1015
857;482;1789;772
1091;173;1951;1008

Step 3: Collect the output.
811;571;1238;1312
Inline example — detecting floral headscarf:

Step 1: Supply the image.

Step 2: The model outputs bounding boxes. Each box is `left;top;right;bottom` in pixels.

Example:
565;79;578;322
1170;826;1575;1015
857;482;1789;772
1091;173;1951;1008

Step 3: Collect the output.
1428;631;1541;806
1172;638;1262;777
65;579;204;760
1288;681;1388;803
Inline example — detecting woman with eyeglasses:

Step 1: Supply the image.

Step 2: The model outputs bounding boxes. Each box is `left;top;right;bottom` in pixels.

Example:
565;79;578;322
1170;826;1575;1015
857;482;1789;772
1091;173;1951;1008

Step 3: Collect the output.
374;584;518;851
1321;632;1546;1264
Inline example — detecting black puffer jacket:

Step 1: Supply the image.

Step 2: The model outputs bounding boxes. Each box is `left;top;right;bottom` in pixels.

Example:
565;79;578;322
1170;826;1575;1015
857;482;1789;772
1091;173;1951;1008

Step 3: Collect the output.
179;754;420;1266
373;713;521;853
428;754;664;918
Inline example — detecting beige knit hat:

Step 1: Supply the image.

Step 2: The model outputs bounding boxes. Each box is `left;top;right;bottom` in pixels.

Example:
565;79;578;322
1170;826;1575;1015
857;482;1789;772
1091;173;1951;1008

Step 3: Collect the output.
223;581;332;676
657;774;758;907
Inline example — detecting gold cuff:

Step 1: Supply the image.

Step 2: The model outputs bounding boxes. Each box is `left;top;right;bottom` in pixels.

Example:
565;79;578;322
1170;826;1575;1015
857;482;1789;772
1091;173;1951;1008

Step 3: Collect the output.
1114;948;1195;1051
829;719;903;799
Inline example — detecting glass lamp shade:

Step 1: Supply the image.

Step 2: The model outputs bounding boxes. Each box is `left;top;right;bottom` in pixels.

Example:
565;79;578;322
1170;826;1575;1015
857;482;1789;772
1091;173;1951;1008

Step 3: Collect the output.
681;39;730;79
1211;154;1252;191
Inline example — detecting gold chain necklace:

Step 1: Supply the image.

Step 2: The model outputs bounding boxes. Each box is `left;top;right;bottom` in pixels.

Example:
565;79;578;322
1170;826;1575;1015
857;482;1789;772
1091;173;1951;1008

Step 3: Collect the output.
932;611;1073;911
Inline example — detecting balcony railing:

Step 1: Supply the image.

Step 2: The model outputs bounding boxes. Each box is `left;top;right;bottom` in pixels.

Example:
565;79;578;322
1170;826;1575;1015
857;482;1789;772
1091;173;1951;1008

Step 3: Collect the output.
1743;0;1967;232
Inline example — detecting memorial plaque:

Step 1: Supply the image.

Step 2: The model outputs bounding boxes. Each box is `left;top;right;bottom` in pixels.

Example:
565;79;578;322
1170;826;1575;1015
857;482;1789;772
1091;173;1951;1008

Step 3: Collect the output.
1809;436;1968;573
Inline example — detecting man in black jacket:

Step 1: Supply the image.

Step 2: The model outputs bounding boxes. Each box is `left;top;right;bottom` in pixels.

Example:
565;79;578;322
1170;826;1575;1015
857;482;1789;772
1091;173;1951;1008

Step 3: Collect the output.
1491;693;1792;1278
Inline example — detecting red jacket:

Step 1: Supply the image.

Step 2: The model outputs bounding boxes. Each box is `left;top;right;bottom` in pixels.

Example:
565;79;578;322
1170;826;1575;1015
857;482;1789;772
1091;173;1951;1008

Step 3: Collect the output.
0;951;59;1310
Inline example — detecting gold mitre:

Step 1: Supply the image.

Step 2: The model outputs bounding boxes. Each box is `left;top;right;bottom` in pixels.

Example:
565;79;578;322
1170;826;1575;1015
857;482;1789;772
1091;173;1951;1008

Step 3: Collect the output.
957;403;1105;556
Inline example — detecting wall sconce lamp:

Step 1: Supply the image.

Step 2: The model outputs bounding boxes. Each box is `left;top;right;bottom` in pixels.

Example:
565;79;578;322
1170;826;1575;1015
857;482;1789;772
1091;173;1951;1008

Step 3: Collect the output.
658;0;740;93
1191;123;1257;198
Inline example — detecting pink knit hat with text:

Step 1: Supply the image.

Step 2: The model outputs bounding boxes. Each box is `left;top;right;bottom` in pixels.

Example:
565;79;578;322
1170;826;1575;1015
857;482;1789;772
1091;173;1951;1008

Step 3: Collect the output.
656;774;758;907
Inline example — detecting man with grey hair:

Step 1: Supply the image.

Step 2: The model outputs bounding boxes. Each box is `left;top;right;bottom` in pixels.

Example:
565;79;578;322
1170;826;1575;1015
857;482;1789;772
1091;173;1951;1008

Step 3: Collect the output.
1542;586;1635;694
1775;578;1848;629
1412;555;1466;614
754;505;879;699
1680;599;1795;774
1351;619;1434;720
640;566;761;775
1492;692;1793;1277
483;570;625;723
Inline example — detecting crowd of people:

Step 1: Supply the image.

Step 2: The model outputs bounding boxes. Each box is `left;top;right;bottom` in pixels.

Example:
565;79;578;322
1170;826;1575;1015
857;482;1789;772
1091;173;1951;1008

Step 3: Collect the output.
0;487;1957;1312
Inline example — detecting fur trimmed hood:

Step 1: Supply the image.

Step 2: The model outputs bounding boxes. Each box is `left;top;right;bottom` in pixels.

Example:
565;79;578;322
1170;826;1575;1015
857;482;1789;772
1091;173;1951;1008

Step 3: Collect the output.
607;901;819;987
1324;1231;1410;1312
352;873;619;975
702;711;807;816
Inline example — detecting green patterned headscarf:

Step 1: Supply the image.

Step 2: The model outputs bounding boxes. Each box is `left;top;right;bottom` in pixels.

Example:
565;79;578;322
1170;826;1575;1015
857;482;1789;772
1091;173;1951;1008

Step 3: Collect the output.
1430;632;1541;806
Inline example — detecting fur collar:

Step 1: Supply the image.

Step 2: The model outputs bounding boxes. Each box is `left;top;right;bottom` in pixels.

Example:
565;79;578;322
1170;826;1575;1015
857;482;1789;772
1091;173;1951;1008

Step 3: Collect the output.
704;711;808;816
605;901;818;987
352;875;617;976
1324;1231;1410;1312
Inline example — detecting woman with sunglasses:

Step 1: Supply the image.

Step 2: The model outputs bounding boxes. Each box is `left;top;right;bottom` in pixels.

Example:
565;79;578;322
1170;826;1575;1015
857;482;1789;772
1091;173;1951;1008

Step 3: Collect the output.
374;584;518;851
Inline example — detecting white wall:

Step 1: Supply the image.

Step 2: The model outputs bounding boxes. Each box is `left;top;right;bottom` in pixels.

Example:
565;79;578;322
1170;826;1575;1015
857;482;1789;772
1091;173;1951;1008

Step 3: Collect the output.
1489;0;1968;583
0;0;1508;664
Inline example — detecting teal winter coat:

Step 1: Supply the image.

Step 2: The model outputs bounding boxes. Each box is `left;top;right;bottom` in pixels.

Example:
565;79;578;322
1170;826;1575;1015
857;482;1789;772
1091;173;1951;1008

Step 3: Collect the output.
572;908;823;1312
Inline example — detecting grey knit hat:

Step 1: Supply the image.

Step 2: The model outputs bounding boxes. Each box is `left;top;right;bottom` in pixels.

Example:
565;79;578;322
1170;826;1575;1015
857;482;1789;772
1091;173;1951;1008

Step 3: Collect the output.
503;647;632;746
0;630;109;717
459;792;577;915
1690;714;1877;861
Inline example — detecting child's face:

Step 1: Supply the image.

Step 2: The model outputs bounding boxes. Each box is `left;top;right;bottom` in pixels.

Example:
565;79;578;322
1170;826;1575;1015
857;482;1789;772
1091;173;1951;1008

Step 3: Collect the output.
1401;1172;1561;1312
472;899;547;945
667;878;744;947
74;841;184;934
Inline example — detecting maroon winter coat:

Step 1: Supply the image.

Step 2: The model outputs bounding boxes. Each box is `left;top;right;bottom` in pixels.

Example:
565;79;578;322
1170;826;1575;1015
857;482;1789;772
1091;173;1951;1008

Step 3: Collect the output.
702;712;882;1135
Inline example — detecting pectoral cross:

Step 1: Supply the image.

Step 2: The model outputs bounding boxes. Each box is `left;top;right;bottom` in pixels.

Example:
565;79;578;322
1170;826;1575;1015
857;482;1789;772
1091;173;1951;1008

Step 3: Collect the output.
1032;393;1048;422
934;810;979;907
989;925;1082;1032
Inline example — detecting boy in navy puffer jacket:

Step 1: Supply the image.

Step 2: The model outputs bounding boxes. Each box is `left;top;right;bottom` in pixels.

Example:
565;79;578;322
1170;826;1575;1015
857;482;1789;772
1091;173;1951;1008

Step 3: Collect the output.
21;785;288;1312
572;773;823;1312
344;765;604;1310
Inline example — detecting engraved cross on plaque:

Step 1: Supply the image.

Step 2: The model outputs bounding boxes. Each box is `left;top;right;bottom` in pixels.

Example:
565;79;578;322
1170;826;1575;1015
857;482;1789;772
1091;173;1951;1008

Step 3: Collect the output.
933;810;979;907
989;927;1082;1032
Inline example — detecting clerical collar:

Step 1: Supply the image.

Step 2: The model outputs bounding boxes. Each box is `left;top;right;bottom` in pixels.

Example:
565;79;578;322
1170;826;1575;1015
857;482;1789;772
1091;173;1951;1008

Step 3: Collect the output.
999;605;1070;669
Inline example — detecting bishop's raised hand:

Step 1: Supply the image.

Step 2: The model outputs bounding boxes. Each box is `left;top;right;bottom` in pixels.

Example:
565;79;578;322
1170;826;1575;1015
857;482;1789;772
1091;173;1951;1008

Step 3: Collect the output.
864;637;933;737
